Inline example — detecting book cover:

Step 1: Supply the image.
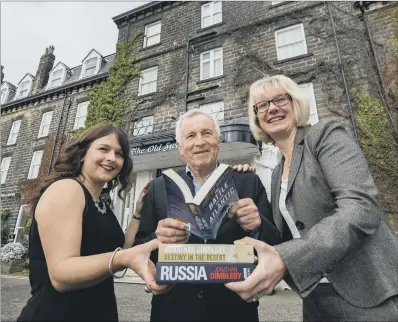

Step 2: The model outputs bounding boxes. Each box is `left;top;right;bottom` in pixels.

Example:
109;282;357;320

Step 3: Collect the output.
158;244;255;263
156;262;254;284
163;164;239;241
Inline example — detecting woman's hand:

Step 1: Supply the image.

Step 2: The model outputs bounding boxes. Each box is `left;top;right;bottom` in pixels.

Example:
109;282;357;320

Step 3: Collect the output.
225;237;286;302
232;164;254;173
134;180;152;216
120;239;168;294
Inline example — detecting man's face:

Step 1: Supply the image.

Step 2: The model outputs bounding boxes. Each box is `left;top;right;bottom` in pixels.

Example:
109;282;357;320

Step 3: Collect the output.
178;114;221;172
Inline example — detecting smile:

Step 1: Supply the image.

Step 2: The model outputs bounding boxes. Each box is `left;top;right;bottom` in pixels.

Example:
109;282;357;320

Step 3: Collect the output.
194;151;209;155
268;116;285;123
101;164;115;171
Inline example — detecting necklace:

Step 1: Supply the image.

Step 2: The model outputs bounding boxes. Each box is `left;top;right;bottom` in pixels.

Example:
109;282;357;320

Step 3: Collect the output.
93;197;107;214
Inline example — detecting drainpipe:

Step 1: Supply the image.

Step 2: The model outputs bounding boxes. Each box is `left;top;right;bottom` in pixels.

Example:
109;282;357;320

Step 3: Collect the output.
48;89;71;174
358;1;397;134
327;2;358;142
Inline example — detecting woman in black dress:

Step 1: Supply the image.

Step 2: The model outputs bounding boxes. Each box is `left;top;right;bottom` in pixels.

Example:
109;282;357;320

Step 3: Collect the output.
18;124;166;321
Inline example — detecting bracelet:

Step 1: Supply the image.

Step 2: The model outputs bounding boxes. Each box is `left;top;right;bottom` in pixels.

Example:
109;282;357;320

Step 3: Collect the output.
108;247;128;279
132;214;140;220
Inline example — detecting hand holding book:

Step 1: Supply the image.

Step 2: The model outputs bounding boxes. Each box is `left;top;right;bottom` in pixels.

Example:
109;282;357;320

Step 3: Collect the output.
229;198;261;232
155;218;190;244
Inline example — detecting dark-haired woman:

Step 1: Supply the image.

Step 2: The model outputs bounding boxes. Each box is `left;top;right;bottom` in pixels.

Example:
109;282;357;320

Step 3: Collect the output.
18;124;166;321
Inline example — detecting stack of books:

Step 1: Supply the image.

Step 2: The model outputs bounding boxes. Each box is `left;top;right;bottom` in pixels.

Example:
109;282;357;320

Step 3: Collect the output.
156;244;255;284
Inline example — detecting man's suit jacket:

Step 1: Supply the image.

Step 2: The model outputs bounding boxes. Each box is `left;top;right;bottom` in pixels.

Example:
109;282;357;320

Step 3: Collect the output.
135;168;281;321
272;120;398;308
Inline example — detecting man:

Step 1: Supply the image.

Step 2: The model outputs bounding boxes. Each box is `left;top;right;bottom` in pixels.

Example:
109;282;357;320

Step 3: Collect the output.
135;109;281;321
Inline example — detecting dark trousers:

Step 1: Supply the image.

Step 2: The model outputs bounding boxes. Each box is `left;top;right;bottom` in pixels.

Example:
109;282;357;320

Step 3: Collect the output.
303;284;398;321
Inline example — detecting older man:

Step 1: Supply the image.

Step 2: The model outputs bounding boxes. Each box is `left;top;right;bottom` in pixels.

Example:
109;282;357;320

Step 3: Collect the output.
135;109;280;321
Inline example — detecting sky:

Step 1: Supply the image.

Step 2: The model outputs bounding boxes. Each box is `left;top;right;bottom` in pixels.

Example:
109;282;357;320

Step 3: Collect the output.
1;1;148;85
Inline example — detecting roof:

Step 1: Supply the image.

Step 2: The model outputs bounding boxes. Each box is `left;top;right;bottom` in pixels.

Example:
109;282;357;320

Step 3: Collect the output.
1;53;116;109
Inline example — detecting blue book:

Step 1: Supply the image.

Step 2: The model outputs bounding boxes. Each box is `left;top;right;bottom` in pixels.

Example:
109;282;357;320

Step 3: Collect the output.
162;164;239;241
156;262;254;284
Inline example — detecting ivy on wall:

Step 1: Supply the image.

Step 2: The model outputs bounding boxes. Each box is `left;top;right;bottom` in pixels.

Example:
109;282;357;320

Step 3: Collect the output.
79;32;142;132
355;91;398;180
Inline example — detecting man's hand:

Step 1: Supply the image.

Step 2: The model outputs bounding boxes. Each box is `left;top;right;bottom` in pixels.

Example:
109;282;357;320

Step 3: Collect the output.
232;164;254;173
155;218;190;244
225;237;286;302
229;198;261;232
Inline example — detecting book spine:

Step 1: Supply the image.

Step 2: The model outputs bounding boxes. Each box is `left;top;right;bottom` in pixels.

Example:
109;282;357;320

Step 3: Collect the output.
156;262;254;284
158;244;254;263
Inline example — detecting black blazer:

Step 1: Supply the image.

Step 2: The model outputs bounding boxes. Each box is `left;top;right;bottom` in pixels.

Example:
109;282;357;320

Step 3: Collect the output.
135;168;281;321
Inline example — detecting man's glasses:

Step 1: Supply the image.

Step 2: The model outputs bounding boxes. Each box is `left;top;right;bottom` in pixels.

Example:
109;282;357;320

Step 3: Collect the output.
253;94;291;115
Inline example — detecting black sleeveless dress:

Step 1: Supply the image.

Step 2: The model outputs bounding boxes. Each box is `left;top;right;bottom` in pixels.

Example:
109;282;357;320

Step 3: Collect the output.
18;179;125;321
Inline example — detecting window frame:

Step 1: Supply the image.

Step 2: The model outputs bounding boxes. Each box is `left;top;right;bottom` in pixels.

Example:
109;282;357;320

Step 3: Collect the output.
37;111;53;138
138;66;158;96
143;21;162;48
7;119;22;145
275;23;308;61
46;66;66;90
199;101;225;121
1;156;12;184
200;47;223;80
298;82;319;125
1;87;8;104
15;78;33;100
201;1;222;29
133;116;154;137
13;205;31;243
27;150;44;179
73;101;89;130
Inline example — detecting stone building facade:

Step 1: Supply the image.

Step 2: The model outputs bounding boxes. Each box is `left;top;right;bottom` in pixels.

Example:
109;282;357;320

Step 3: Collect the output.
1;1;397;256
1;47;115;243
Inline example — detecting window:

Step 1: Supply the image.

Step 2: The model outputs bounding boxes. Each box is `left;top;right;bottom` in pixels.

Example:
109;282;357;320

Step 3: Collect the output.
1;157;12;184
49;69;64;88
298;82;319;125
17;81;31;99
7;119;22;145
133;116;154;136
74;101;89;130
271;1;285;5
200;48;223;80
201;1;222;29
200;101;224;121
38;111;53;138
1;88;8;104
138;67;158;96
275;23;307;61
28;150;44;179
143;21;161;48
82;57;98;78
14;205;31;243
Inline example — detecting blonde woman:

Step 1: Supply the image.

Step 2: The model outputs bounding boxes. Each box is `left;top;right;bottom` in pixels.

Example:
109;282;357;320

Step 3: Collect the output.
229;75;398;321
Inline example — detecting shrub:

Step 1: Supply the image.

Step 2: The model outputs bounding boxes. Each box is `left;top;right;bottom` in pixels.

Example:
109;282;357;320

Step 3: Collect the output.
1;242;28;262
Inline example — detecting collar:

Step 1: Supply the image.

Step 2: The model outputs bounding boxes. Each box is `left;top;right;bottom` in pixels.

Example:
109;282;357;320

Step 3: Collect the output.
185;162;219;181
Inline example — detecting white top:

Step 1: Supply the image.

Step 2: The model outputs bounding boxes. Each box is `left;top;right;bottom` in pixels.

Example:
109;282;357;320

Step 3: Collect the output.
279;178;329;284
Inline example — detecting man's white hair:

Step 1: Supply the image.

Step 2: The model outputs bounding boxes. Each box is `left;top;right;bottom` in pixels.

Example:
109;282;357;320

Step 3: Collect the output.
175;109;221;144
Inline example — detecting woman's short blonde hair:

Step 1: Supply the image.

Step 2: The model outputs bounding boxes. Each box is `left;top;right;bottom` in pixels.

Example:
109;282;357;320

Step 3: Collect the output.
248;75;310;143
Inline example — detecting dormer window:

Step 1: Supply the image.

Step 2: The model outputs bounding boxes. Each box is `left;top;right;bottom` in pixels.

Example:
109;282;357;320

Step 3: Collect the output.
15;74;34;100
83;57;98;77
46;63;69;90
80;50;103;79
1;88;7;104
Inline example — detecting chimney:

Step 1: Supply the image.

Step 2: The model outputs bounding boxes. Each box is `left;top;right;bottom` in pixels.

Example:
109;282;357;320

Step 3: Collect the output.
32;46;55;94
1;65;4;83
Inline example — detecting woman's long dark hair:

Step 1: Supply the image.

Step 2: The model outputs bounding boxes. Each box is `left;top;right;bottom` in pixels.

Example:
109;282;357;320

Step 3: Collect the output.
29;124;133;209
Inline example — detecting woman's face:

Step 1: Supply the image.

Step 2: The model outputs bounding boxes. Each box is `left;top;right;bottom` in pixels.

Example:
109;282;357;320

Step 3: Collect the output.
81;133;125;184
253;85;296;139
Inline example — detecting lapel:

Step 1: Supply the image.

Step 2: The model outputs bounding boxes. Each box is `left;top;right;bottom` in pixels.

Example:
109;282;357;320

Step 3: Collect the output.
271;162;284;233
286;126;306;197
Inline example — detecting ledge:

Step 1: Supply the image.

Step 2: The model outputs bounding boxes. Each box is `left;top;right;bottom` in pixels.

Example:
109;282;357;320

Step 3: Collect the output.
273;53;313;65
197;22;225;33
139;42;163;52
196;75;225;85
137;92;156;99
